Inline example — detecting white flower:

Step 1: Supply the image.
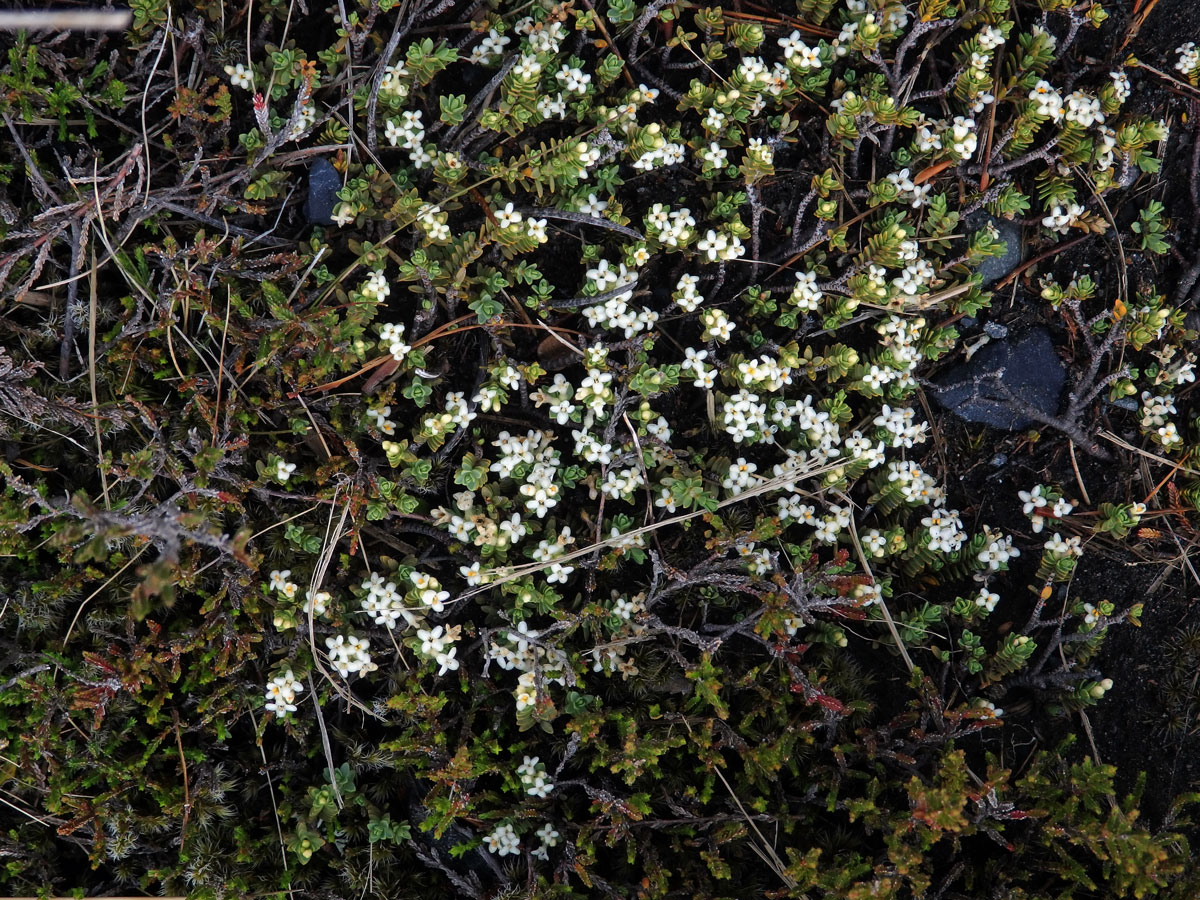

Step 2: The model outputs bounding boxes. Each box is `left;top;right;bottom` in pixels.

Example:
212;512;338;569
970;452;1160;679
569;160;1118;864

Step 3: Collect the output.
514;53;542;80
224;63;254;90
577;193;608;217
380;62;408;96
389;339;412;363
526;217;548;243
1157;422;1183;449
470;28;511;63
495;202;523;229
384;119;404;147
330;202;356;228
978;25;1005;51
418;626;445;657
537;92;567;119
692;366;716;390
1018;486;1047;514
702;107;727;131
778;30;809;60
978;533;1020;571
1110;70;1131;104
435;647;459;676
324;633;378;677
361;270;390;302
700;141;729;168
1041;203;1083;235
304;590;330;617
914;122;942;152
797;45;823;70
696;229;727;261
275;460;297;482
409;144;432;168
976;589;1000;613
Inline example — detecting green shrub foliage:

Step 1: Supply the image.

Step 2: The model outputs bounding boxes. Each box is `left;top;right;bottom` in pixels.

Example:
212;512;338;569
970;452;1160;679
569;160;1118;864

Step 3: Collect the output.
0;0;1197;897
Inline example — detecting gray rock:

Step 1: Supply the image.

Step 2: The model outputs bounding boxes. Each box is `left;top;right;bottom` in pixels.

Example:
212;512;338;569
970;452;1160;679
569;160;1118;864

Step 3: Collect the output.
930;327;1067;430
303;158;341;225
967;211;1023;287
983;320;1009;339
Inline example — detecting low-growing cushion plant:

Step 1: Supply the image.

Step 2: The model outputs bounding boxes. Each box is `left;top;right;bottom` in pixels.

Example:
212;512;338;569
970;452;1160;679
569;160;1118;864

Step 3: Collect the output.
0;0;1198;897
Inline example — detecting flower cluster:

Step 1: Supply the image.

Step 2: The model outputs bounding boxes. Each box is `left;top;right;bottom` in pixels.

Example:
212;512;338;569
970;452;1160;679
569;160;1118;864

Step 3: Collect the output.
977;530;1020;571
468;28;510;64
264;669;304;716
1176;42;1200;84
516;755;554;798
1042;203;1085;234
922;508;967;554
1018;485;1076;533
484;822;520;856
324;634;378;678
383;110;429;166
414;623;461;676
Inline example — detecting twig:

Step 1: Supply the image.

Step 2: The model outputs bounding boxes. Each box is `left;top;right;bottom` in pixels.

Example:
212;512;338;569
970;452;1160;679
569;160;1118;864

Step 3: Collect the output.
3;114;60;205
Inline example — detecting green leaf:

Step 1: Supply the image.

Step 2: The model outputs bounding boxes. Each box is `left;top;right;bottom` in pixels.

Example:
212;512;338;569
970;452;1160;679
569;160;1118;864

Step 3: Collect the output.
438;93;466;126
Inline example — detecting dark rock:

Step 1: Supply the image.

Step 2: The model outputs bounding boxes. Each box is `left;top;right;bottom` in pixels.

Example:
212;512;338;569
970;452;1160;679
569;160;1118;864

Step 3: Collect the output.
303;158;341;225
984;320;1009;339
930;327;1067;430
967;211;1023;287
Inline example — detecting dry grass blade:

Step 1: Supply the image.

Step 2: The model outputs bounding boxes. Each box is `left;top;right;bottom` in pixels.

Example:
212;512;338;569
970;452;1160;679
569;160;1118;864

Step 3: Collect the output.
836;490;914;675
1099;430;1200;478
0;10;132;30
250;710;290;874
303;488;381;811
62;543;151;646
87;244;109;508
